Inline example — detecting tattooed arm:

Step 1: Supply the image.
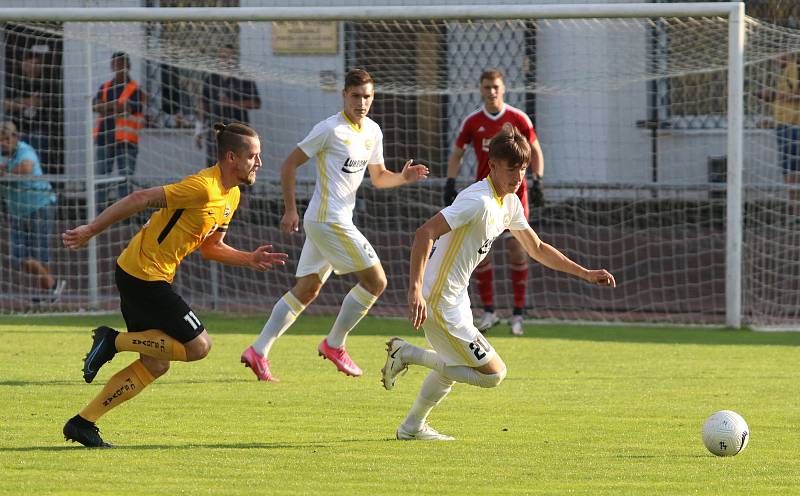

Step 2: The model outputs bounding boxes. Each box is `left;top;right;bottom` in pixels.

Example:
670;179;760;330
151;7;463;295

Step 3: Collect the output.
63;187;167;249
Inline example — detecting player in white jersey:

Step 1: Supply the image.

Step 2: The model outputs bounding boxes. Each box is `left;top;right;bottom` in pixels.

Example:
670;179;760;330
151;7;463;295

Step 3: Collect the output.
381;125;616;440
242;69;429;381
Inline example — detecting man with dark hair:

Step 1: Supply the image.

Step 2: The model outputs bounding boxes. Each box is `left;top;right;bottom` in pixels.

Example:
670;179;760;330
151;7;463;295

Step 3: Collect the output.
241;68;429;382
382;125;615;440
3;47;55;168
93;51;145;210
446;69;545;336
61;122;288;448
196;44;262;166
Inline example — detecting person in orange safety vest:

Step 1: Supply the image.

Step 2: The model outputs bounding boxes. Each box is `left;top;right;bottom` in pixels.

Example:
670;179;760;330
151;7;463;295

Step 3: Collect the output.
93;52;145;211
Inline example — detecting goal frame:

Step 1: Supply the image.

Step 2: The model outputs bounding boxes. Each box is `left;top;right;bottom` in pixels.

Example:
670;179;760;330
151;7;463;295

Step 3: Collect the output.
0;2;746;327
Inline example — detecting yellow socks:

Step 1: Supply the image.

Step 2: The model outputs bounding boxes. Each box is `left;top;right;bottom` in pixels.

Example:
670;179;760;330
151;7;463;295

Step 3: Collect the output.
114;329;188;361
80;359;155;422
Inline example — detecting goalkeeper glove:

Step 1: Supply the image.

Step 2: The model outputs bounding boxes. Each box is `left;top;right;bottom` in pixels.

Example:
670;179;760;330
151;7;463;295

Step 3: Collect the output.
444;178;458;205
530;174;545;208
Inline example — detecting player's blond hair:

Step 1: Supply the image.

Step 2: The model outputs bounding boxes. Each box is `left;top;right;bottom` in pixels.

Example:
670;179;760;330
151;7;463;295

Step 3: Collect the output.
489;123;530;167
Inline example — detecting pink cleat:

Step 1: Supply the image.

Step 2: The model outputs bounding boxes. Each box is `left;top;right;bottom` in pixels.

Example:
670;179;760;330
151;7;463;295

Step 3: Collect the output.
241;346;279;382
317;339;363;377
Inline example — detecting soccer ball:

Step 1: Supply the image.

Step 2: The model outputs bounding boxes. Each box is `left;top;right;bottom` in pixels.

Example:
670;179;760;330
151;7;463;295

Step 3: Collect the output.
702;410;749;457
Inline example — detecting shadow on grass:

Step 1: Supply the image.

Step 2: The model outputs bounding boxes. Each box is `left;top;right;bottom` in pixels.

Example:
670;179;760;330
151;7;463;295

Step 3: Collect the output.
1;442;333;452
2;439;391;452
0;380;86;387
0;378;255;387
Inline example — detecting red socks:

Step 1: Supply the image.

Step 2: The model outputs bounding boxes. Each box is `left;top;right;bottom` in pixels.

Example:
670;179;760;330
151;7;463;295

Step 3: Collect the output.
511;263;529;310
474;263;494;309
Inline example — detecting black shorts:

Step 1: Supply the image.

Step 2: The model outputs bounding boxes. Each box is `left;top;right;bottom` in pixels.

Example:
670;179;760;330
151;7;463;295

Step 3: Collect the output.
115;265;205;344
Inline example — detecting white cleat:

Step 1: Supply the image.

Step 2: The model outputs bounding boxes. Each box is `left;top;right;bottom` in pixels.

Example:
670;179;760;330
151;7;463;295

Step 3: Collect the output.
510;315;524;336
476;311;500;333
381;337;409;390
396;423;455;441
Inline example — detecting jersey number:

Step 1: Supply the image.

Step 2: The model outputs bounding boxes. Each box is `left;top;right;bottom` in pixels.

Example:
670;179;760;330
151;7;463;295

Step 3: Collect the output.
469;339;488;360
183;311;202;330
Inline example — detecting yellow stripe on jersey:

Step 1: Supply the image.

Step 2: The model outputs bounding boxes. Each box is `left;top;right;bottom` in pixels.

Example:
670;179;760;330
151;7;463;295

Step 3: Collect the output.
331;223;368;271
425;226;474;363
317;150;328;222
428;226;468;307
486;176;504;207
341;111;363;133
117;165;240;282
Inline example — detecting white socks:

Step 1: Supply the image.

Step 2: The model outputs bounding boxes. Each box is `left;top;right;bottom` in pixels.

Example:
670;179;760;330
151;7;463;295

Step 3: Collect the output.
253;284;378;356
325;284;378;349
402;370;454;432
252;291;307;356
401;342;506;388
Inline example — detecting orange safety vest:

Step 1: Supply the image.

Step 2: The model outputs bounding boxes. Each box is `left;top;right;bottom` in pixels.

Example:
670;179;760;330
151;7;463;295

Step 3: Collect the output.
92;79;144;144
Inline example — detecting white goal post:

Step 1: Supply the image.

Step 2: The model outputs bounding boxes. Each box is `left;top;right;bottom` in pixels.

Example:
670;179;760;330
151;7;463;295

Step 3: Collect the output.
1;2;792;329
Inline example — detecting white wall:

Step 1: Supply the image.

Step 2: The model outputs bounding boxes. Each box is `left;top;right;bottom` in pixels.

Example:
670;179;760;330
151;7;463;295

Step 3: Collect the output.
0;1;782;193
242;0;344;181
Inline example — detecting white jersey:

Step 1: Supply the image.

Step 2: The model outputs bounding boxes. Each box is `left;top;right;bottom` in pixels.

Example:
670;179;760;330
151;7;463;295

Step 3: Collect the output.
423;177;529;307
298;112;384;224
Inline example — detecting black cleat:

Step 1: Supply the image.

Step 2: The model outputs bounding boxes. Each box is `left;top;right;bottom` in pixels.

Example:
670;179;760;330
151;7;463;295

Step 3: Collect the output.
63;415;113;448
83;326;119;384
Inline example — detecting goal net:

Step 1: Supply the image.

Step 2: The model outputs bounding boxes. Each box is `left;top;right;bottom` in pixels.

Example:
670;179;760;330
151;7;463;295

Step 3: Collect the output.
1;5;799;329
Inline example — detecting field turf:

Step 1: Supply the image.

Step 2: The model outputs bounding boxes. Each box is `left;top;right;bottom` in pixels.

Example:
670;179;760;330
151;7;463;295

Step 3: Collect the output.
1;314;798;495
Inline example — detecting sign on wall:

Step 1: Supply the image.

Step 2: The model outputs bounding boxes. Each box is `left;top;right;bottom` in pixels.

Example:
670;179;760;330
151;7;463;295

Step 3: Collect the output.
272;21;338;55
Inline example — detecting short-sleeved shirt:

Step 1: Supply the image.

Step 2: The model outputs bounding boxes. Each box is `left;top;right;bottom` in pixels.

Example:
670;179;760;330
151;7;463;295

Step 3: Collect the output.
298;112;384;224
423;177;529;307
201;74;261;125
455;104;538;200
93;77;144;147
117;165;240;282
1;141;55;218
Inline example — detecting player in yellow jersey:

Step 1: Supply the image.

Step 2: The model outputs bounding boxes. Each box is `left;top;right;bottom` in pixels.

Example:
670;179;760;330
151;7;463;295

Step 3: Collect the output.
61;122;288;447
381;125;615;440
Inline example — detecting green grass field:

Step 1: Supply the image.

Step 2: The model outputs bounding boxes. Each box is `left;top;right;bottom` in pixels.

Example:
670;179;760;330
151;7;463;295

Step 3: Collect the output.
1;314;799;495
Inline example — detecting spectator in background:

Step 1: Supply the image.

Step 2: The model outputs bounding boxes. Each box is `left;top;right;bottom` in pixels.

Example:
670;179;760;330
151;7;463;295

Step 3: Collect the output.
774;53;800;218
93;51;145;210
196;44;261;167
3;46;55;168
0;121;65;301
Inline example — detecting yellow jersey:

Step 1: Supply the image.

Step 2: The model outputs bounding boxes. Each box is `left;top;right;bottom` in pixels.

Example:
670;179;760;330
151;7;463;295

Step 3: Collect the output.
117;165;240;282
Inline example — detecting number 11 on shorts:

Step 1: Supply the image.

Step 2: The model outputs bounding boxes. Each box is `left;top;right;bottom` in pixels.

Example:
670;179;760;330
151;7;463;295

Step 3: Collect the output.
183;311;201;330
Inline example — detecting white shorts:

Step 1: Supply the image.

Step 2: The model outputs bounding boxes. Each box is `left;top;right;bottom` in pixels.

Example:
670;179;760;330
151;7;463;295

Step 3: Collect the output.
422;295;496;367
296;221;379;282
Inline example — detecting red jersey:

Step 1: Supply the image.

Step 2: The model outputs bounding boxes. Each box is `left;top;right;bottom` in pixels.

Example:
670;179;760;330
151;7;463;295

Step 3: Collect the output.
455;104;537;217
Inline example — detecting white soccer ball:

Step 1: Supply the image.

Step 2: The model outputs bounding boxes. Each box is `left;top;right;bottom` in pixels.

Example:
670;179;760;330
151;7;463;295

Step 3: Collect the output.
702;410;750;457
